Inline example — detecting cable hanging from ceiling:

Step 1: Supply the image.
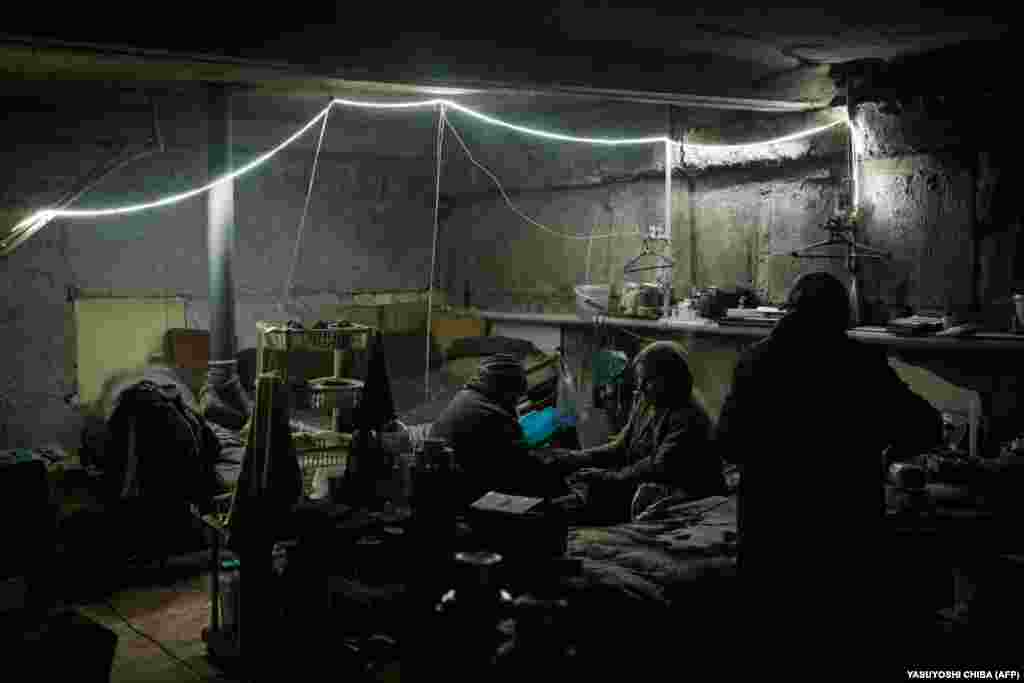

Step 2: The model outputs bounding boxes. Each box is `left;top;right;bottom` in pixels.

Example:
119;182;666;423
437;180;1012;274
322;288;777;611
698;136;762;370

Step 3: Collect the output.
1;97;848;256
442;116;642;241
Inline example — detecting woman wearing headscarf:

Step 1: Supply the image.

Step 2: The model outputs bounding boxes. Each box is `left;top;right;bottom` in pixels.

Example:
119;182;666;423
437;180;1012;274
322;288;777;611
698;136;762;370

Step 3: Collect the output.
553;340;724;521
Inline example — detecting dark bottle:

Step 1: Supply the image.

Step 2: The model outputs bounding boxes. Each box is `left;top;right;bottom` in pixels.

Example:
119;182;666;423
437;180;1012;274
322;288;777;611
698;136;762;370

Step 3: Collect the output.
407;439;459;614
494;593;574;678
433;551;513;677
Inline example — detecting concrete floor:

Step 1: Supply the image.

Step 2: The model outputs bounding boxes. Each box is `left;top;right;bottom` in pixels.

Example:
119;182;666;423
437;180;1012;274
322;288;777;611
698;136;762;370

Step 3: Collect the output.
51;544;1024;681
75;552;240;683
69;550;406;682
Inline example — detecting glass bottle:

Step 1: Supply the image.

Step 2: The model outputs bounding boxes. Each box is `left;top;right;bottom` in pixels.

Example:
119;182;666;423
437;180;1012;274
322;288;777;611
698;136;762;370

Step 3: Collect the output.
434;551;512;676
495;594;574;676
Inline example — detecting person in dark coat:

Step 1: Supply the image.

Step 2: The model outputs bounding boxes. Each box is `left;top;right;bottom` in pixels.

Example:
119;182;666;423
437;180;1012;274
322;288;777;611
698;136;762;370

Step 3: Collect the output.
551;340;724;521
428;353;566;504
715;271;942;661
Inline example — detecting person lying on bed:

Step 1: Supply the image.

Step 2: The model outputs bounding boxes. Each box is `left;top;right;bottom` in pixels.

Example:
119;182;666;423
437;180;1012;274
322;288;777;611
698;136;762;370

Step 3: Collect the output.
547;340;725;522
428;353;569;505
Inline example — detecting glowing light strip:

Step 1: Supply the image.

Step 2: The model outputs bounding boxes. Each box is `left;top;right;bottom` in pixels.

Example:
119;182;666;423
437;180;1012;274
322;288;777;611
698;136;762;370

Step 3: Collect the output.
5;96;849;254
682;120;846;150
441;101;671;146
2;102;333;248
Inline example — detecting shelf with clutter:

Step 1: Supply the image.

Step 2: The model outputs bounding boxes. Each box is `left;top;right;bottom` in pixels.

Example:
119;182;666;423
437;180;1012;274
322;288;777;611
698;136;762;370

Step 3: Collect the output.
254;320;374;490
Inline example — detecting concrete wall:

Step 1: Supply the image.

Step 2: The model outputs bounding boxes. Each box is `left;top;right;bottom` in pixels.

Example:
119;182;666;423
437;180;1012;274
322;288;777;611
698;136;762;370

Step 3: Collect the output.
0;88;446;447
852;101;1024;320
4;84;1019;449
850;102;1024;440
472;100;1021;445
440;120;850;312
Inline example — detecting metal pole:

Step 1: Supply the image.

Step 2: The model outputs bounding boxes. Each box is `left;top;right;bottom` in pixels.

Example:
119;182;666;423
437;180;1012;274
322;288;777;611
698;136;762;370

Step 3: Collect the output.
207;84;237;366
664;140;672;319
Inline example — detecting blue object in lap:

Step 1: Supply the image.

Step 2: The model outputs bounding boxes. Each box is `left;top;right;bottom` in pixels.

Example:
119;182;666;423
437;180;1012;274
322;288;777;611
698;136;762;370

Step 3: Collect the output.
520;406;576;448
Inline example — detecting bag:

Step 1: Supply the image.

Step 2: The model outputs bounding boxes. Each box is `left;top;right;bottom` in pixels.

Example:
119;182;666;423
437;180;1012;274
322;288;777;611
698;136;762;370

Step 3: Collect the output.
104;380;224;509
556;355;579;421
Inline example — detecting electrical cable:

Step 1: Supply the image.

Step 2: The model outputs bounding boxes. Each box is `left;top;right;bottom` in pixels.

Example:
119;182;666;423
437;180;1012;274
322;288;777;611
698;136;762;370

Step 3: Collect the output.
584;224;595;282
4;96;846;256
280;102;332;315
443;116;641;241
425;105;446;402
100;599;235;682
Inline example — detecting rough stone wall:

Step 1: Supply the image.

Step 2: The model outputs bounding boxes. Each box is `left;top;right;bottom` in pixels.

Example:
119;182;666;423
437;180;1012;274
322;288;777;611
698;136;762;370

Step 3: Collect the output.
850;101;1024;441
853;103;977;313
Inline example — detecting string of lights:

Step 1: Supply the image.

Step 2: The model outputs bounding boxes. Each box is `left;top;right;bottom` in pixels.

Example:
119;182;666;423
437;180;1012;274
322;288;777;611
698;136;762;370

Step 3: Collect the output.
2;96;851;255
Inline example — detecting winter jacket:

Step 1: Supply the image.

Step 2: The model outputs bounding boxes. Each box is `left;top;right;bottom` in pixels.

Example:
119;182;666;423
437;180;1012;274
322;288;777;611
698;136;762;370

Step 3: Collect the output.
577;394;721;496
429;385;565;503
105;379;224;509
715;310;942;642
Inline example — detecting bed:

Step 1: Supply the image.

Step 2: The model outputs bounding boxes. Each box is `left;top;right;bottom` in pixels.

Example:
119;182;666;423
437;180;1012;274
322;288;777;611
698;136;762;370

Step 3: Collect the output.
285;490;740;678
552;493;739;671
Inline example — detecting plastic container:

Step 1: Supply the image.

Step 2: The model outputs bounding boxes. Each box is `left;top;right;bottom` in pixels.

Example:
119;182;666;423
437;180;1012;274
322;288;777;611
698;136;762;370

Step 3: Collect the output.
574;284;610;321
257;321;372;352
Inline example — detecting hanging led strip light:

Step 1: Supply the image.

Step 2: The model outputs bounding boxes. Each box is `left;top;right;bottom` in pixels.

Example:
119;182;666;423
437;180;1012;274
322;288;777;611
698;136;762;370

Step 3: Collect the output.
683;120;845;150
1;102;333;254
2;96;849;255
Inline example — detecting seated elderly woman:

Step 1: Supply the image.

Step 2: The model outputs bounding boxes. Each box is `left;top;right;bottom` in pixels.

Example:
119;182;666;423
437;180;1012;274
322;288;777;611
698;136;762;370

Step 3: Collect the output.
550;340;725;522
428;353;568;504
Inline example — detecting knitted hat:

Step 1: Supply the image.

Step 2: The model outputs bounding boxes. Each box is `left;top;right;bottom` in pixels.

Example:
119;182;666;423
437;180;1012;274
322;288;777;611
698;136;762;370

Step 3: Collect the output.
473;353;528;398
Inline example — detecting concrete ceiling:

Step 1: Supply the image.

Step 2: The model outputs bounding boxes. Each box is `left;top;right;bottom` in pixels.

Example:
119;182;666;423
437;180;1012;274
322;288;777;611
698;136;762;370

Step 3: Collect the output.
0;5;1013;110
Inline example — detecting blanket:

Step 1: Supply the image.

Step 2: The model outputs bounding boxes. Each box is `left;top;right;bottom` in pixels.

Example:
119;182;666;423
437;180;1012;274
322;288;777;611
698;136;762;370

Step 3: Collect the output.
558;494;739;670
566;495;738;607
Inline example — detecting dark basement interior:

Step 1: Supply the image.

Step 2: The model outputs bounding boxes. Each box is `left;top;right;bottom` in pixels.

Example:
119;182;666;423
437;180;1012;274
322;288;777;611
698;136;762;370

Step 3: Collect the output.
1;6;1022;681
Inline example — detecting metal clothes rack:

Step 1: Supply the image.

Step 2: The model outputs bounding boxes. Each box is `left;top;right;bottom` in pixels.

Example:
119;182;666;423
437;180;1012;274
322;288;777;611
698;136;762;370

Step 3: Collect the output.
623;231;675;319
791;214;889;326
